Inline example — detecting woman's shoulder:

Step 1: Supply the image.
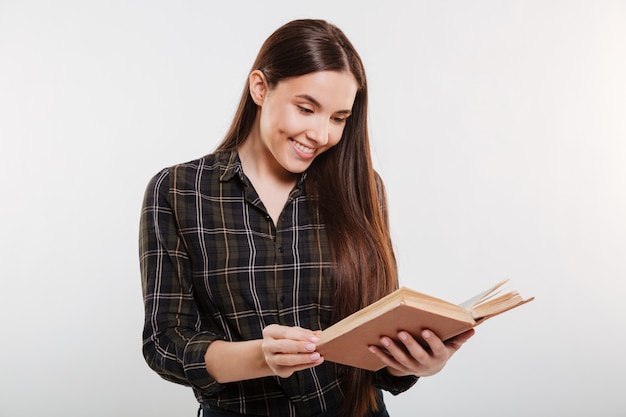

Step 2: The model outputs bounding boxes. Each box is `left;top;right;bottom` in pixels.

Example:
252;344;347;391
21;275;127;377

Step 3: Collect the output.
156;150;234;177
145;150;235;190
172;150;233;172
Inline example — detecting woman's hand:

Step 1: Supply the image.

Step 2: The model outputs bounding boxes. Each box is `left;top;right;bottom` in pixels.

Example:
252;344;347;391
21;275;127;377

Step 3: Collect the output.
368;328;475;377
261;324;324;378
205;324;323;383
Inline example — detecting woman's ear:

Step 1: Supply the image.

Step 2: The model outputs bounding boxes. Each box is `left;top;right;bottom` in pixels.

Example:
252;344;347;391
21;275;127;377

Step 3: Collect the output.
249;70;268;106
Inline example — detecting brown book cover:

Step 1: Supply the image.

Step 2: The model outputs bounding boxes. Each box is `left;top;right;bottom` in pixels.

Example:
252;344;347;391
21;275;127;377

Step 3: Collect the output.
316;280;534;371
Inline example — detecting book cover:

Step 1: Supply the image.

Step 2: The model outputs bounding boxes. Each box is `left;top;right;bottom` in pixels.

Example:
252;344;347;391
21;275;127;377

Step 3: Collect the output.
317;280;533;371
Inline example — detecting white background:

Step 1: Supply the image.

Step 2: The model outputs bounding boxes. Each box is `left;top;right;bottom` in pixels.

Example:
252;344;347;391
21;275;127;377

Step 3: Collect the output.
1;1;625;416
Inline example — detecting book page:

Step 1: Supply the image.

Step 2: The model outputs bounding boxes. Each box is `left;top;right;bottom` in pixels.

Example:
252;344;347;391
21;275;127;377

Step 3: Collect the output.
459;279;509;309
471;291;530;320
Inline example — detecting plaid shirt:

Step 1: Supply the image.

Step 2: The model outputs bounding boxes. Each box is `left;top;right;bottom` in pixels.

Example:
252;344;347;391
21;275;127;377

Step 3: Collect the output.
139;150;417;417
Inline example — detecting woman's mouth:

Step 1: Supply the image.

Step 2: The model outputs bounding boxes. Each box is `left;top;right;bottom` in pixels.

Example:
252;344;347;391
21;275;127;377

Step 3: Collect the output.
291;139;315;155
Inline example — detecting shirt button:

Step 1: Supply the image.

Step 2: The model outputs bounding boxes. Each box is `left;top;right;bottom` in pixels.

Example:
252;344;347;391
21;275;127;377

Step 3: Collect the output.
279;296;285;303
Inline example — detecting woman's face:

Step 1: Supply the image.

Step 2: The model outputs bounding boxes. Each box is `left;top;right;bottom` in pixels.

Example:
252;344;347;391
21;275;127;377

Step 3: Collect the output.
250;70;359;176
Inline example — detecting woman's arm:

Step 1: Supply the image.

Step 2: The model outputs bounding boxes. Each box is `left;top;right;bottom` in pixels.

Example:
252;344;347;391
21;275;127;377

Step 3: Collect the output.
140;169;224;391
204;324;324;383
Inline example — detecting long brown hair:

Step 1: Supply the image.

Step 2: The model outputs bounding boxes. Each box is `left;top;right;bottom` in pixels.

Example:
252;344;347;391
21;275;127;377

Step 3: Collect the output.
216;19;398;417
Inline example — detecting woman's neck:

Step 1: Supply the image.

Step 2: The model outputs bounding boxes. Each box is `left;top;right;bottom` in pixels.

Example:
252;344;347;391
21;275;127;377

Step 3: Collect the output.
237;139;298;224
237;134;298;187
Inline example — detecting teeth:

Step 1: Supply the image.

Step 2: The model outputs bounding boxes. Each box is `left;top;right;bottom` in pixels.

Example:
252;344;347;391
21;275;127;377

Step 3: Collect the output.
293;140;315;154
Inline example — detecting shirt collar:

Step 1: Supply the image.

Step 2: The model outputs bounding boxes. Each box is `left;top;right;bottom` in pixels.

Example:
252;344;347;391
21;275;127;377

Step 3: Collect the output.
218;149;245;183
219;148;308;188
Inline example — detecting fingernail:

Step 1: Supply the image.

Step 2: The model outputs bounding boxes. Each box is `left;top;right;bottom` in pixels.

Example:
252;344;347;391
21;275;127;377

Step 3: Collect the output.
305;343;316;351
309;336;320;343
368;346;377;354
309;352;320;361
381;337;390;347
398;332;408;341
422;330;431;339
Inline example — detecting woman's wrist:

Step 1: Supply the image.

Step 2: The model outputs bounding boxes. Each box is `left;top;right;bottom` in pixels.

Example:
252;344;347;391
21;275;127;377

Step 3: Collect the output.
205;339;271;383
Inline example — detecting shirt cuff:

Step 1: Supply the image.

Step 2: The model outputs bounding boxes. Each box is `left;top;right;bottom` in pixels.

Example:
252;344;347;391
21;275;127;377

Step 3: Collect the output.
182;332;226;394
373;369;419;395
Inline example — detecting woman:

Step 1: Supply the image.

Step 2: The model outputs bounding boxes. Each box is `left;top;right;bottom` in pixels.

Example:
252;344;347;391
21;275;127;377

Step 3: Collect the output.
139;19;473;417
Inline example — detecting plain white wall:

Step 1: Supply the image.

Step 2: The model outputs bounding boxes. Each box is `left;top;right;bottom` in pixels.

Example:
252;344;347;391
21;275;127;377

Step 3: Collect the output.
1;0;625;416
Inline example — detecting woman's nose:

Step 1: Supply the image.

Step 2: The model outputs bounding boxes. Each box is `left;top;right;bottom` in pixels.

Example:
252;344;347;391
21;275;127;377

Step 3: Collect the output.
306;116;329;145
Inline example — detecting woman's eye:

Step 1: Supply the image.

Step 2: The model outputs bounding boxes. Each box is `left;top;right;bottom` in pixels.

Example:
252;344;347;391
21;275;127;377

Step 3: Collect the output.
332;116;347;124
297;105;313;114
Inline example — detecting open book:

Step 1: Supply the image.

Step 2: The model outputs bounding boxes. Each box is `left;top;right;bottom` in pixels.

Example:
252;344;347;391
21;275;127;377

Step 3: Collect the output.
317;280;534;371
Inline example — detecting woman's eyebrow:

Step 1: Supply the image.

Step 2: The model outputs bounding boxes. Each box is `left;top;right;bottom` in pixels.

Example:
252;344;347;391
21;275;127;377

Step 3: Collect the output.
296;94;322;107
296;94;352;114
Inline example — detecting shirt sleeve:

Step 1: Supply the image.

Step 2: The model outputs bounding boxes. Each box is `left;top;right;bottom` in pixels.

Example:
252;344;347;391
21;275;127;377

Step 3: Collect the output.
139;168;225;394
373;370;419;395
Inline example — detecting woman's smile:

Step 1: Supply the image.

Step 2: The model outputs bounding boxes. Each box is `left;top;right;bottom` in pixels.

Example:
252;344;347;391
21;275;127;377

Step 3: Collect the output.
290;138;316;158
